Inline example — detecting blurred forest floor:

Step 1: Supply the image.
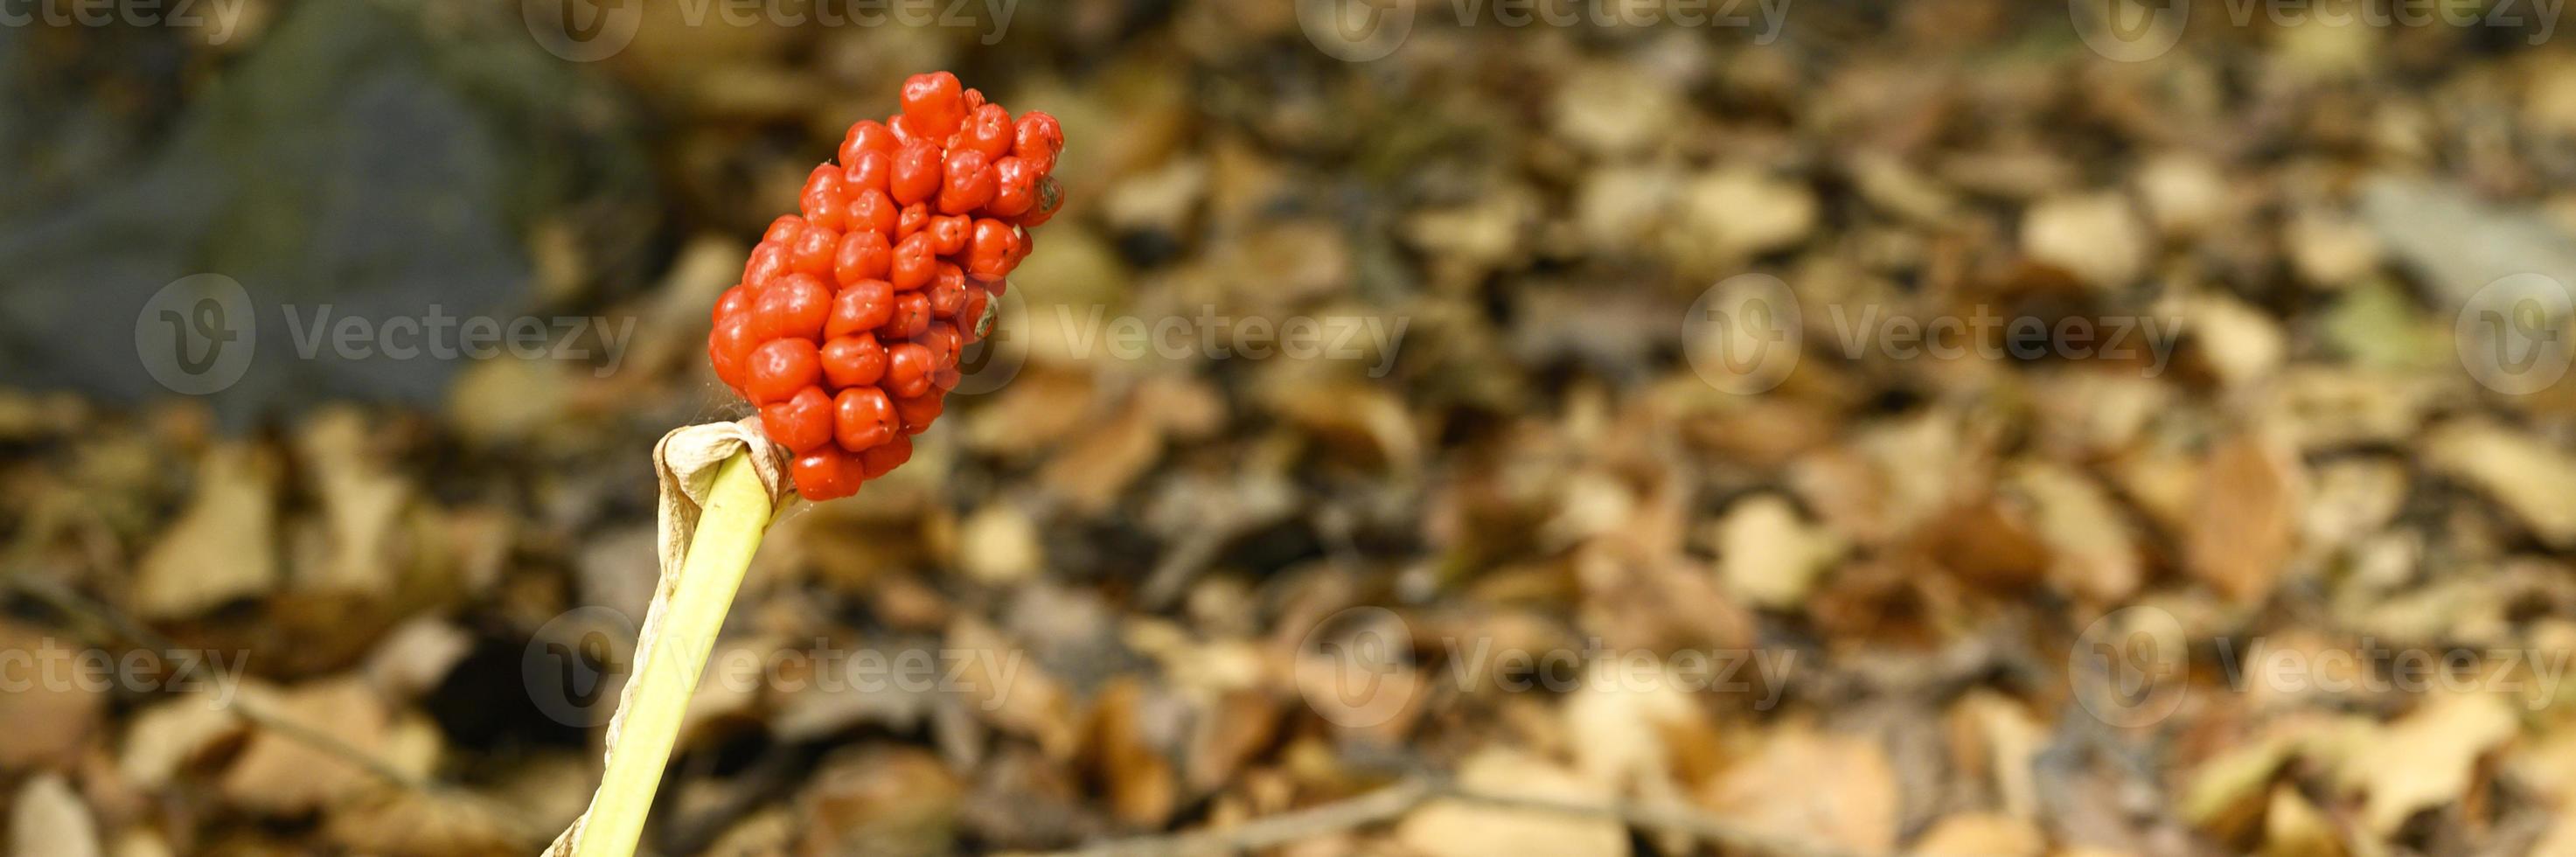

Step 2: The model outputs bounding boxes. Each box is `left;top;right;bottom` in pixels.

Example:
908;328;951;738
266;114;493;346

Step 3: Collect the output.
9;1;2576;855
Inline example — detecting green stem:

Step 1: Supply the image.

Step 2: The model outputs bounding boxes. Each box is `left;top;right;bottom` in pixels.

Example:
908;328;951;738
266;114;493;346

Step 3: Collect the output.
574;451;774;857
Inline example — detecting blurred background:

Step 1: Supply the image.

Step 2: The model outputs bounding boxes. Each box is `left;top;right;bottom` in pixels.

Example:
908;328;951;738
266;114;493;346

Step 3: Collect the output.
6;0;2576;854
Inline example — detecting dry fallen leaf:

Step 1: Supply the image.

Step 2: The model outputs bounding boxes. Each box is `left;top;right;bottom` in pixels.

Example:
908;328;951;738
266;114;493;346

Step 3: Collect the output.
134;442;279;618
1082;677;1179;828
0;621;106;771
118;690;246;790
1713;493;1845;609
219;679;413;815
10;773;101;857
294;408;418;594
1396;749;1628;857
798;744;965;857
2189;431;2302;603
1913;812;2045;856
1698;722;1898;854
2260;784;2347;857
2023;192;2147;288
957;501;1044;585
2008;462;2141;603
2340;693;2518;836
2425;420;2576;547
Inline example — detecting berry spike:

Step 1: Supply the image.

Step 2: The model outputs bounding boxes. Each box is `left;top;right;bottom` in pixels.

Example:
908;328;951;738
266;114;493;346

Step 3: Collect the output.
710;73;1063;500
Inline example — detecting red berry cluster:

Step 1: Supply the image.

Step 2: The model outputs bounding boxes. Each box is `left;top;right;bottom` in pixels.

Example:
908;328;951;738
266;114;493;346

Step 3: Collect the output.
709;72;1064;500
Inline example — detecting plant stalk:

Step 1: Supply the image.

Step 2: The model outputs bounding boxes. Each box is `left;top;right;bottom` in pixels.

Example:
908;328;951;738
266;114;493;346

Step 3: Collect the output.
573;451;774;857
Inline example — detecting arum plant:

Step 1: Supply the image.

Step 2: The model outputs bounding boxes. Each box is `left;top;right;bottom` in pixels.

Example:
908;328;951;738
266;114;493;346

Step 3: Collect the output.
549;72;1062;857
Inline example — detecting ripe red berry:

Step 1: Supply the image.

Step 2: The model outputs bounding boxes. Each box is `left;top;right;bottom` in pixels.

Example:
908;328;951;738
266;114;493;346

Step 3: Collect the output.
858;434;912;479
896;202;929;240
900;72;964;136
714;283;752;324
921;322;962;364
891;141;943;206
789;225;838;276
839;120;897;164
714;309;760;357
886;292;931;340
988;157;1036;217
763;216;805;246
848;188;898;238
821;333;887;387
895;393;943;434
791;449;856;500
801;165;851;230
938;150;996;214
958;290;991;341
891;233;937;291
845;150;892;195
833;387;897;451
742;242;790;289
826;281;895;338
962;103;1013;160
835;230;893;284
966;219;1018;281
884;342;934;399
744;338;820;405
1013;112;1063;173
755;273;832;341
926;264;967;318
1017;176;1063;227
929;215;971;256
760;387;834;453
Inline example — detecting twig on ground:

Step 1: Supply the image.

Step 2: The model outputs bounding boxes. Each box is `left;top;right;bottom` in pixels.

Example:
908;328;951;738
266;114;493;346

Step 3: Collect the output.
1017;775;1869;857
